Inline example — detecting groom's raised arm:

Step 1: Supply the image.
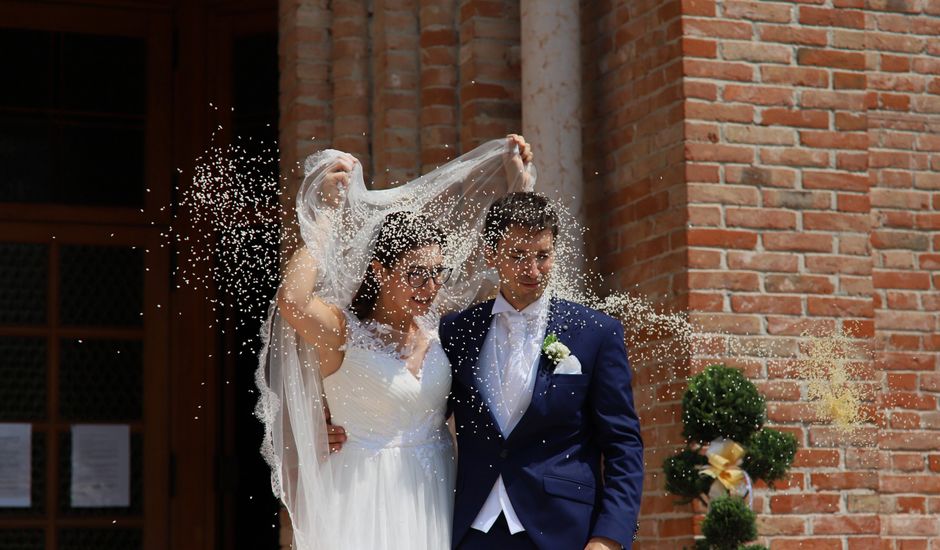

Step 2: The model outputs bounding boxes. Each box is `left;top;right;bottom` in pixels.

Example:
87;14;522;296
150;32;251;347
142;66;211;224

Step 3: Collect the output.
589;320;644;548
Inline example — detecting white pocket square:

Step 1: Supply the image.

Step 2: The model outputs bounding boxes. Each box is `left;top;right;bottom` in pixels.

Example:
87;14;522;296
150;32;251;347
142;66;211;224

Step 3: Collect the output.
554;355;582;375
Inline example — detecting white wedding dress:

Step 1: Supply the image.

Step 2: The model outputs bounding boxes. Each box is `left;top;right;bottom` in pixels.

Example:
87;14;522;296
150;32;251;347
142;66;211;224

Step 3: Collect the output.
315;312;455;549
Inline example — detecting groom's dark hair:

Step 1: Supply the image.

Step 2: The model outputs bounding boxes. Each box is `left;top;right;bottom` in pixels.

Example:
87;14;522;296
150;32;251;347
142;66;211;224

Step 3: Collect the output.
483;192;559;250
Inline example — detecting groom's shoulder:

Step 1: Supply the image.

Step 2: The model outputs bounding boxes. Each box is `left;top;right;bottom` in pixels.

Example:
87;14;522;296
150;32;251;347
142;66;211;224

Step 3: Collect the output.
441;299;493;330
556;298;622;332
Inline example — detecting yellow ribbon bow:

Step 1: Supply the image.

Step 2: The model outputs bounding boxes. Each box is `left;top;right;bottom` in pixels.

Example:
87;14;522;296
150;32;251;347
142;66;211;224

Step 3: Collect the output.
701;439;746;491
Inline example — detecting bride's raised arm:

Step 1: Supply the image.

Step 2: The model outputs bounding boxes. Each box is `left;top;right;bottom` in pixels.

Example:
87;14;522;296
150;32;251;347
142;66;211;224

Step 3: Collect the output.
276;153;357;376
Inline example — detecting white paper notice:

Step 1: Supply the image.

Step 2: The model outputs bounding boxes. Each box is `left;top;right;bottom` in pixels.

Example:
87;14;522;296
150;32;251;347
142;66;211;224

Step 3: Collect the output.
0;423;31;507
71;424;130;508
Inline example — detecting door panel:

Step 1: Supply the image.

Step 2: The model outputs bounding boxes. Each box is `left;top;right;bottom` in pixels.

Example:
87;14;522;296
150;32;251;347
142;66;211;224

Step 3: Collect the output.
0;1;171;548
0;1;171;225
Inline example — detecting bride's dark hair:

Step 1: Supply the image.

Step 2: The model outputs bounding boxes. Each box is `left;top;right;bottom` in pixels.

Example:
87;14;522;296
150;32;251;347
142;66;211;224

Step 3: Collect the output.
349;211;447;320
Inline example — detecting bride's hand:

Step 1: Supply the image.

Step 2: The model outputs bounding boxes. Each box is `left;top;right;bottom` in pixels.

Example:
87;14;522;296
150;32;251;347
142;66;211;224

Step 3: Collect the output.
319;153;358;208
503;133;533;190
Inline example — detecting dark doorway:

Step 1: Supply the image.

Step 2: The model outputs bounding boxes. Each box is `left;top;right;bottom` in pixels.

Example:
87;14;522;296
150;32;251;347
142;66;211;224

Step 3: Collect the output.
0;2;172;549
207;7;282;550
0;1;280;548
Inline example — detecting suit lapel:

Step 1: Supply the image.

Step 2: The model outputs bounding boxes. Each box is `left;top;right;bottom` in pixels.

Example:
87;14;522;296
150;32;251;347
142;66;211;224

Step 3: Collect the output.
507;298;572;442
454;301;502;435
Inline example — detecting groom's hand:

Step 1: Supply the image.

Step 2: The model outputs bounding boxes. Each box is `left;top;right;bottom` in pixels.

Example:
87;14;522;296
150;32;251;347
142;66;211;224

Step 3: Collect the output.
324;406;347;453
327;424;347;453
584;537;621;550
503;133;534;190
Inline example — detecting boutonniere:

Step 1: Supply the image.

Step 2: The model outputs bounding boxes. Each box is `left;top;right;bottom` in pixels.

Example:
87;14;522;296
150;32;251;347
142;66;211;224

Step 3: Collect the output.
541;333;570;365
542;333;583;376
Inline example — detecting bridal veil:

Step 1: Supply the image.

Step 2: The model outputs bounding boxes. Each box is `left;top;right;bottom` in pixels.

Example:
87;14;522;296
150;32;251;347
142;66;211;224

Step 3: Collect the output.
255;139;536;549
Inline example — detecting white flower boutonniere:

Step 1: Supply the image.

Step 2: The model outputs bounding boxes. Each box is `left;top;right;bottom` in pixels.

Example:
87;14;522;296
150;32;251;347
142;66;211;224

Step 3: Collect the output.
542;334;582;375
541;333;570;365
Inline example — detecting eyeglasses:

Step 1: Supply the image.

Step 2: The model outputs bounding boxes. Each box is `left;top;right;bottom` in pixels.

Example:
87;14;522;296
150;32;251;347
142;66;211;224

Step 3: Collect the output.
507;251;554;265
405;266;453;288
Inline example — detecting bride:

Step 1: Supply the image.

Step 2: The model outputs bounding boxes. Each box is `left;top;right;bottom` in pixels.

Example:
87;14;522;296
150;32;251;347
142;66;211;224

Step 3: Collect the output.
255;136;534;549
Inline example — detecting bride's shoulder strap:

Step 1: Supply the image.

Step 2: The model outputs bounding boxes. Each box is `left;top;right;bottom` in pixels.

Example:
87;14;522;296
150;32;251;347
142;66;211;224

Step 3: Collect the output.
338;309;392;356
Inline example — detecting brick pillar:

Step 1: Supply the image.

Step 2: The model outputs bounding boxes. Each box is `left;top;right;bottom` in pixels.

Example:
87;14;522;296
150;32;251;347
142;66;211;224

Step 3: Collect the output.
581;0;688;547
419;0;460;170
372;0;422;188
331;0;370;171
458;0;523;151
279;0;332;245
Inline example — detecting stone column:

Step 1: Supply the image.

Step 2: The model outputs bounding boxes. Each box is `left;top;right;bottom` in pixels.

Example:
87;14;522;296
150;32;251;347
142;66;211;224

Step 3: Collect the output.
520;0;583;220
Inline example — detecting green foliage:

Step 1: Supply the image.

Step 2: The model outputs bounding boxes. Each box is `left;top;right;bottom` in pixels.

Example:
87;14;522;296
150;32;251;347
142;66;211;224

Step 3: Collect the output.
682;365;766;444
669;364;799;550
700;496;757;550
743;428;798;488
664;448;711;502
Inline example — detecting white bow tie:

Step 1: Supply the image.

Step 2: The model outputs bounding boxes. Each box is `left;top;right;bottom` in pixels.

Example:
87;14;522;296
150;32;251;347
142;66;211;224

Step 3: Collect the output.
500;309;537;321
500;310;534;334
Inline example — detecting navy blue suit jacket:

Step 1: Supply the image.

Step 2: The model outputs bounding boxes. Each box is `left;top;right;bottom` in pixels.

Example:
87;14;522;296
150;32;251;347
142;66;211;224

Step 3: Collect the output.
441;298;644;549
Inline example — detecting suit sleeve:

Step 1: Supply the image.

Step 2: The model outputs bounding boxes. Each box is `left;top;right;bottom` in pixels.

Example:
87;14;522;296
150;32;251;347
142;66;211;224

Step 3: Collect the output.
589;320;644;548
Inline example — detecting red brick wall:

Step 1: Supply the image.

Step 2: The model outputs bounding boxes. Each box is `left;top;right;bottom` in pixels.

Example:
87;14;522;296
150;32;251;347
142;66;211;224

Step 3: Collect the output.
459;0;523;150
868;1;940;545
278;0;521;193
420;0;460;171
680;0;878;544
676;1;940;548
581;0;692;546
583;0;687;303
279;0;939;548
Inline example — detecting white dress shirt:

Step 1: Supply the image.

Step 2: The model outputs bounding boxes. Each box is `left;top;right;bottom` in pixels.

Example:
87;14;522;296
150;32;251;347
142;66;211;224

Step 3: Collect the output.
470;291;550;534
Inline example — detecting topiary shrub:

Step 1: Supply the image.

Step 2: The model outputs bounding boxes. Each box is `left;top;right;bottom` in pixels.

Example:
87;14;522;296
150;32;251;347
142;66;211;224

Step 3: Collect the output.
700;496;757;550
682;364;766;444
666;364;798;550
743;428;798;488
664;448;711;503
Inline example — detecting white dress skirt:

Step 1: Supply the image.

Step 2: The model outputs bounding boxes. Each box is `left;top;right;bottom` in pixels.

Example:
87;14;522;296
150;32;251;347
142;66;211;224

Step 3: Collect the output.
309;315;455;549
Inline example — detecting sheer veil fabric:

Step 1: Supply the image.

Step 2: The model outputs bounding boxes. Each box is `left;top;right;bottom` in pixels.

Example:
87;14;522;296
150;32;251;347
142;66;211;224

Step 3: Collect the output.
255;139;535;549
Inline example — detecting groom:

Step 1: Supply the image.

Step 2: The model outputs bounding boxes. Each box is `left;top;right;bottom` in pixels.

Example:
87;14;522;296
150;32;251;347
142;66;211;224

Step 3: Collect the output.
440;192;644;550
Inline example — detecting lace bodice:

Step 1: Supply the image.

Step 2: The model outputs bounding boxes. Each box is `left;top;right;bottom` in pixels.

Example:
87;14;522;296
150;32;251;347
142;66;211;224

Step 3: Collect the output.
323;313;452;451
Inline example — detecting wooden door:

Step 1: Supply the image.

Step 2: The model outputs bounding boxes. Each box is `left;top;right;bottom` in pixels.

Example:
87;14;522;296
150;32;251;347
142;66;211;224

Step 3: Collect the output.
0;2;171;549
